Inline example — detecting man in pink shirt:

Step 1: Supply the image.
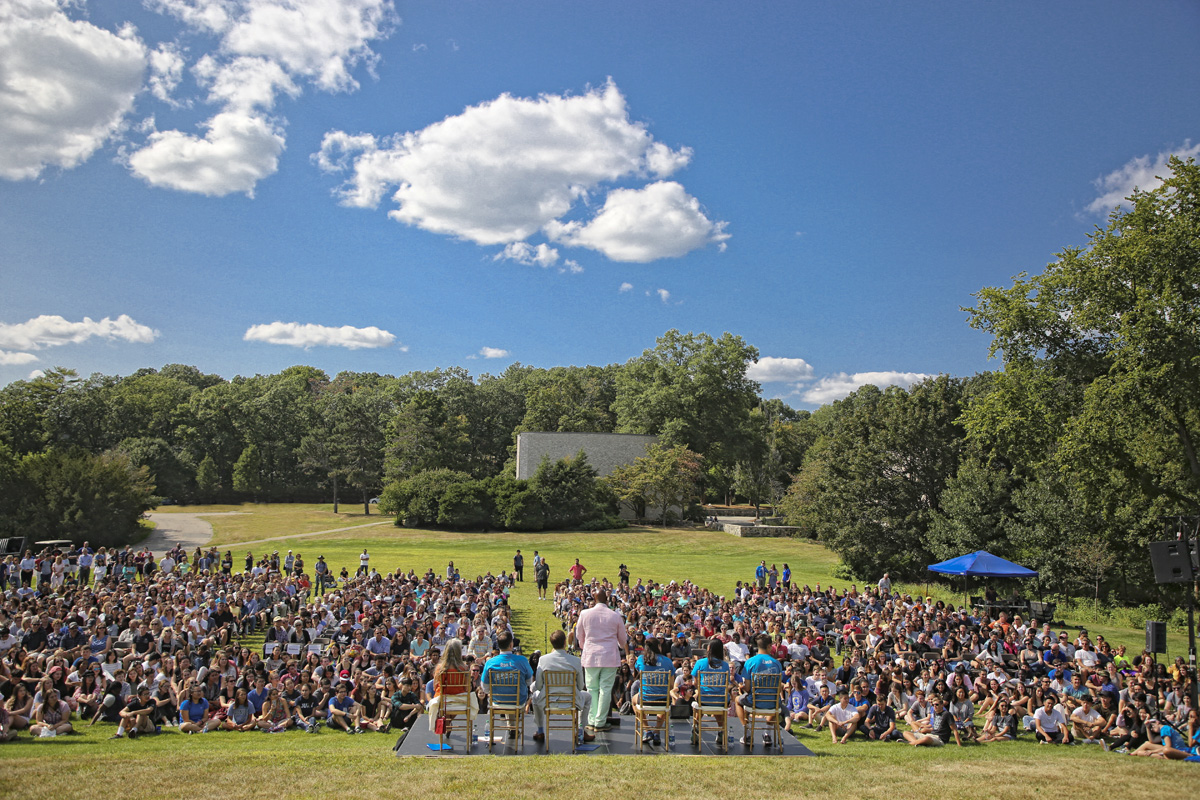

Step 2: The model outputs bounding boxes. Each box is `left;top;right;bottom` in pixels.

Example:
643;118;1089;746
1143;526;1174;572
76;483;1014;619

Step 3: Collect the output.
574;588;626;731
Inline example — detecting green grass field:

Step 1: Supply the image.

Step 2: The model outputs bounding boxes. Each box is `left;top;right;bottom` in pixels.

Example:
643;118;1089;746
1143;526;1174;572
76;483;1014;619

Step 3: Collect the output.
5;504;1192;797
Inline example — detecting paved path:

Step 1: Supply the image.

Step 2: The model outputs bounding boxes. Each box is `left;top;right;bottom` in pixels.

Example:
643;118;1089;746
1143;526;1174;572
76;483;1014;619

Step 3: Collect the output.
143;511;234;555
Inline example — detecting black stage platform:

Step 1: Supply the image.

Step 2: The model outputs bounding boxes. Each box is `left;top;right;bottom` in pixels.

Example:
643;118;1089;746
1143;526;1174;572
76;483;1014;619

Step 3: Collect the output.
394;716;815;757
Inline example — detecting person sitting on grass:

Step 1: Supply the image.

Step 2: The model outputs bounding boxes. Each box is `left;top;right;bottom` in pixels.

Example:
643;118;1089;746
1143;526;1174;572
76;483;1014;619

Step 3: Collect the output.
257;687;294;733
1132;716;1200;759
217;688;257;731
808;684;835;731
113;686;158;739
1033;696;1071;745
0;704;17;742
903;695;962;747
179;684;218;734
1070;695;1105;744
30;689;73;738
825;689;861;744
292;682;323;733
949;686;978;743
977;699;1019;742
863;696;900;741
326;683;362;734
784;672;811;729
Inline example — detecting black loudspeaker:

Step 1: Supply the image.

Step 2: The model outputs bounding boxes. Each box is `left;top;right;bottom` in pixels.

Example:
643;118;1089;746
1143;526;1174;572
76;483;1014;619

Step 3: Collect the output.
1146;621;1167;654
1148;540;1196;584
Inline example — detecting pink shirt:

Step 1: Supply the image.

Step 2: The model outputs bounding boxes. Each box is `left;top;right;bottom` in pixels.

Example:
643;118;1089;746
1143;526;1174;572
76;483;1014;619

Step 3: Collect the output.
574;602;627;668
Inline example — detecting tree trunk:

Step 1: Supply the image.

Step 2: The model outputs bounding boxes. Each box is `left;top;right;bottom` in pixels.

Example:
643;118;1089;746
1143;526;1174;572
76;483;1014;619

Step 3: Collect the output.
332;473;339;514
363;487;370;516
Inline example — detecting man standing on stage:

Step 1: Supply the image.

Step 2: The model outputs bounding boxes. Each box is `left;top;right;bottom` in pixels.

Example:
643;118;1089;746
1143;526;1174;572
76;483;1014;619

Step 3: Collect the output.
574;589;626;732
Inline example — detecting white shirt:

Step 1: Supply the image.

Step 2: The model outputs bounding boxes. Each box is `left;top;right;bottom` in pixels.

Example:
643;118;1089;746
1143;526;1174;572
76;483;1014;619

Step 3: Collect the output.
829;702;858;723
1034;707;1066;732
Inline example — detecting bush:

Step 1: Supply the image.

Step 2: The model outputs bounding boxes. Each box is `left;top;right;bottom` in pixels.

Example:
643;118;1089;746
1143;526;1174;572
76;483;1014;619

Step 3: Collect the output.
380;468;474;527
438;480;493;529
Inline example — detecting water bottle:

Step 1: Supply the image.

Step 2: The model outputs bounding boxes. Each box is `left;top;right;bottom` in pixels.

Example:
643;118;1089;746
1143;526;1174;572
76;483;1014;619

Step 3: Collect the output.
668;730;675;748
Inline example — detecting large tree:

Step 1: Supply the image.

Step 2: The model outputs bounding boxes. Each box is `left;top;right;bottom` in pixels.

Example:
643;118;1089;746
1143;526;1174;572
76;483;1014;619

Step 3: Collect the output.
967;157;1200;516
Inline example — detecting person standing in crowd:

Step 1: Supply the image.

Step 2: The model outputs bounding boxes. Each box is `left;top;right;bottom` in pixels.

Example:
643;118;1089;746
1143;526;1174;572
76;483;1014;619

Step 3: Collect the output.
513;550;524;582
535;558;550;601
569;559;586;583
574;589;626;733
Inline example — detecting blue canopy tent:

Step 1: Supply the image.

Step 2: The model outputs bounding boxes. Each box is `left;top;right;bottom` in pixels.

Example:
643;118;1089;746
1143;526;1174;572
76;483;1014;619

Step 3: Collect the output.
927;551;1037;610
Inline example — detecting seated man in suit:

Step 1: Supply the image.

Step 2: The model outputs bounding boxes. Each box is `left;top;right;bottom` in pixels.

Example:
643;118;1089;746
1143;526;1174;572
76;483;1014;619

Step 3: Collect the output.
530;629;594;744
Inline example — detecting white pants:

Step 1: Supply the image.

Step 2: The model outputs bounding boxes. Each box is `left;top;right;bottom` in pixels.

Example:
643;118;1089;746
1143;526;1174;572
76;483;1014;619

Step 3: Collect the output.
426;692;479;733
531;688;592;731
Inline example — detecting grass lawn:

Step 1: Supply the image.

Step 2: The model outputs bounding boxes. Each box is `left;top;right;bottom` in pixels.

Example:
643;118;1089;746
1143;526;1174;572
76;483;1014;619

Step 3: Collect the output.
15;504;1187;796
152;503;387;546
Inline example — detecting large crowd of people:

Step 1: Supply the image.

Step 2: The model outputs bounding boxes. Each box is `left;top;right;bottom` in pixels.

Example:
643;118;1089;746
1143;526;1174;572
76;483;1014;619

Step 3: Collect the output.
0;541;1196;762
552;560;1198;757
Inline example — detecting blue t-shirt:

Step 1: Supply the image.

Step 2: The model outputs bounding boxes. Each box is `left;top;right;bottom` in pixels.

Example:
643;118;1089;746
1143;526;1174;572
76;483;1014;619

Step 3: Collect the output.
742;654;783;708
247;687;270;715
636;655;672;703
786;687;811;714
1160;724;1195;753
481;652;533;704
179;697;209;723
691;658;731;705
328;695;355;715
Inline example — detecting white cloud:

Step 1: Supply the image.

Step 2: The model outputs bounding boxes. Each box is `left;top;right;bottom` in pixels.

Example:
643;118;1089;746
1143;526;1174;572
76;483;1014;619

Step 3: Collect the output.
243;321;396;349
0;0;147;181
1085;142;1200;216
317;80;722;261
562;260;583;274
479;347;509;359
494;242;559;268
28;369;46;380
412;43;427;52
619;282;633;293
130;0;396;195
546;181;729;262
746;356;815;383
656;288;671;303
0;351;39;366
148;43;187;105
128;110;285;196
801;371;931;405
0;314;158;350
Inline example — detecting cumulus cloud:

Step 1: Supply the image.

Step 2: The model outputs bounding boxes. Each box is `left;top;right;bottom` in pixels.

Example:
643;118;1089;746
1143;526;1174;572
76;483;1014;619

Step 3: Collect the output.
656;288;671;303
1085;142;1200;216
0;0;147;181
801;371;931;405
619;282;633;293
546;180;728;262
562;260;583;274
317;80;724;262
243;321;396;349
129;0;396;195
479;347;509;359
494;242;559;268
128;111;285;196
0;314;158;351
0;351;39;366
746;357;815;383
148;43;187;105
28;369;46;380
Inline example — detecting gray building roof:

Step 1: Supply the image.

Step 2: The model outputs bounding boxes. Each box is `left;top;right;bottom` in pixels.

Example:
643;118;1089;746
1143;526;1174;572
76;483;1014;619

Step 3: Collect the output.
515;432;658;480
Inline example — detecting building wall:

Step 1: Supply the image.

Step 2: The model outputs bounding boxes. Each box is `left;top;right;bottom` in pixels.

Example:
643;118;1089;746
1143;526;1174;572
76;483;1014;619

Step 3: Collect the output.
515;432;658;480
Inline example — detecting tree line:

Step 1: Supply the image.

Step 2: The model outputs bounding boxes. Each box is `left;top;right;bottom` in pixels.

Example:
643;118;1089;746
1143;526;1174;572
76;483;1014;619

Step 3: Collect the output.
2;159;1196;607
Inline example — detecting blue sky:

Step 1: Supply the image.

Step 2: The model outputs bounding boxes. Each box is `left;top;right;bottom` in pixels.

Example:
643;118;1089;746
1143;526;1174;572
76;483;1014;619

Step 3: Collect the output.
2;0;1198;406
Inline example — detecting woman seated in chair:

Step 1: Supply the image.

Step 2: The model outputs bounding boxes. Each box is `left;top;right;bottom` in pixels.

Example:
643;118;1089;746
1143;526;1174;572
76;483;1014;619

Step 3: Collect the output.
426;638;478;734
690;639;732;746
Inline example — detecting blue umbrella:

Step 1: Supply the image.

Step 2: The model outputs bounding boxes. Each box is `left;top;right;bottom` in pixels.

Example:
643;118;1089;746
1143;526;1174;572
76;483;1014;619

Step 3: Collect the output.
928;551;1037;578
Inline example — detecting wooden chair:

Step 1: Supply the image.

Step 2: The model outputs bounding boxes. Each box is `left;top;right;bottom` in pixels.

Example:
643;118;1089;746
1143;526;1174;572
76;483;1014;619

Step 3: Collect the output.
433;670;474;754
633;670;671;752
691;670;731;753
486;669;525;752
542;669;579;753
742;672;783;750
